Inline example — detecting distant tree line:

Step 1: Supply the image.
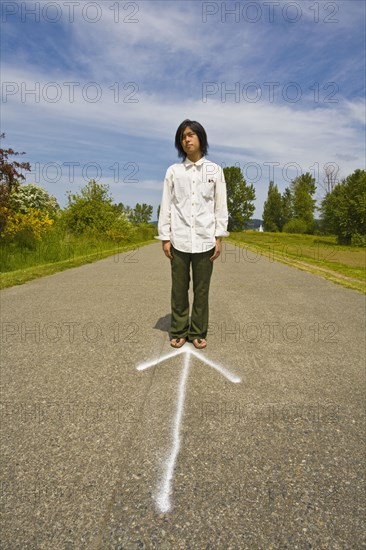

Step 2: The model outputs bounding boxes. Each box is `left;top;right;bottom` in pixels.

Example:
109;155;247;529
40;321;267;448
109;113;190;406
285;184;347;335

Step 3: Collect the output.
1;135;364;248
262;168;365;245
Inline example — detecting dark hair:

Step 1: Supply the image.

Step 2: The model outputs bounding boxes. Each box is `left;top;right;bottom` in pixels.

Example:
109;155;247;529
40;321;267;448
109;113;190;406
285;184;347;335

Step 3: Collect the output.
174;119;209;159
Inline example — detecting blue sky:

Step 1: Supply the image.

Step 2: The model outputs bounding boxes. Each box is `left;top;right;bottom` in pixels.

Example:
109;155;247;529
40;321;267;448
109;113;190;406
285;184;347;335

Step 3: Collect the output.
1;0;365;219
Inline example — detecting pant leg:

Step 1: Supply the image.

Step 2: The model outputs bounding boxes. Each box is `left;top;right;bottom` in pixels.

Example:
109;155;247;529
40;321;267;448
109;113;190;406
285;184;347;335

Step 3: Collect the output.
170;246;191;339
189;247;214;340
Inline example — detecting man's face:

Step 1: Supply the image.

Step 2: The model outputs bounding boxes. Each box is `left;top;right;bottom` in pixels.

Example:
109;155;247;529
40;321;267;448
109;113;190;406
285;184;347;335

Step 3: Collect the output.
181;127;201;158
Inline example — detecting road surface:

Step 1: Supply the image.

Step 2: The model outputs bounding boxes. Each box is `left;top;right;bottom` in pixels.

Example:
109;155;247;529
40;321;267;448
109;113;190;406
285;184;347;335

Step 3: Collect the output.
1;242;365;549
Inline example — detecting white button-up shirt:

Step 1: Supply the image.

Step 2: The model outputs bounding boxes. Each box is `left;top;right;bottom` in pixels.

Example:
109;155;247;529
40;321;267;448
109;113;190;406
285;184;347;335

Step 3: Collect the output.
155;156;230;253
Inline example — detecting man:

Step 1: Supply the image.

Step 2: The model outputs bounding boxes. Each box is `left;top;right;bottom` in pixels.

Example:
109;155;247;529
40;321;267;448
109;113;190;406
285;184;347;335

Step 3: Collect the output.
156;119;229;349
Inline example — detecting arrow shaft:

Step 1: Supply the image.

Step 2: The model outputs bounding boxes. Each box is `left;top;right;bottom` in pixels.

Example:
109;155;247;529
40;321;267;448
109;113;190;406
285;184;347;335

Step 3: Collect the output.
135;347;241;513
155;352;190;513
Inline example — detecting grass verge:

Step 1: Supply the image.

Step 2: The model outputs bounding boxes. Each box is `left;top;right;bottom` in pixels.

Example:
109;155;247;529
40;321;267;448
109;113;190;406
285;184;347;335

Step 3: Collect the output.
0;239;156;290
227;232;366;294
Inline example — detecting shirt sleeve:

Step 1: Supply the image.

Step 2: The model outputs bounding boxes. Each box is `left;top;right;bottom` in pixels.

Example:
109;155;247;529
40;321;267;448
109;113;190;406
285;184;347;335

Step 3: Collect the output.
214;166;230;238
155;167;172;241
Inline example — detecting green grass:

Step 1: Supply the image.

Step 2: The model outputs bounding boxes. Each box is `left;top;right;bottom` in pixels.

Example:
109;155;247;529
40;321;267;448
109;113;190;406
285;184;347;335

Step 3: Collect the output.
0;240;156;289
227;231;366;294
0;225;157;289
2;228;365;294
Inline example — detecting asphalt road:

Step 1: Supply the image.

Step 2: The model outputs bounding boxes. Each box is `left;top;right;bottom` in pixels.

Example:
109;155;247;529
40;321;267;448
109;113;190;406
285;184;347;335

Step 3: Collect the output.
1;241;365;549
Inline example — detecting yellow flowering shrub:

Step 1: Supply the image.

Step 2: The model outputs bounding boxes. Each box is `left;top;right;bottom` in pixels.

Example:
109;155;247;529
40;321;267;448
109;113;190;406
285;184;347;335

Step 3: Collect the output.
0;207;54;240
105;216;134;242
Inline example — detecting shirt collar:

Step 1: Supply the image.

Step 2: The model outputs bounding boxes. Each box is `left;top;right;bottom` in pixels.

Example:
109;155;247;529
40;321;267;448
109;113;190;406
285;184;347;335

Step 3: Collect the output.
183;155;206;168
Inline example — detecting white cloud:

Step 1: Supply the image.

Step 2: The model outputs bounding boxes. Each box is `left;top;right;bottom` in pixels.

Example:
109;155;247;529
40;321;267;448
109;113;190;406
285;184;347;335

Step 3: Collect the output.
2;0;364;218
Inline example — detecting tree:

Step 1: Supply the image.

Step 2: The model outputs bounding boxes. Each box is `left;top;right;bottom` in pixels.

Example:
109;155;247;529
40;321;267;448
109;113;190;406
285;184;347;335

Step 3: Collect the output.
321;169;366;245
113;202;153;224
290;172;317;232
223;166;256;231
129;203;153;224
0;134;31;197
113;202;133;220
263;181;283;231
61;179;116;235
0;134;31;233
281;187;293;228
320;164;340;196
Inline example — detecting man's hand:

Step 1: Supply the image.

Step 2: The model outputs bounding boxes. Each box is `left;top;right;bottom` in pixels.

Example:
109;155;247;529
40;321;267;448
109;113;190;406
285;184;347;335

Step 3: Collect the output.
210;238;221;261
162;240;173;259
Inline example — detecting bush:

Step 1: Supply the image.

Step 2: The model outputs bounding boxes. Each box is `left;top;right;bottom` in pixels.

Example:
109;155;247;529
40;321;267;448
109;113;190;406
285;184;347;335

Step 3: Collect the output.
134;223;157;241
263;221;279;232
62;180;116;236
351;233;366;247
105;216;135;242
282;219;308;234
0;206;54;246
9;183;59;218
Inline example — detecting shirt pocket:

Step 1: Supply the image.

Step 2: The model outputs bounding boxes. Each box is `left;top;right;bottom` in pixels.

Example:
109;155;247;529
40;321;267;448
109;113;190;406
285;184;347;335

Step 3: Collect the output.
172;177;188;202
200;179;215;200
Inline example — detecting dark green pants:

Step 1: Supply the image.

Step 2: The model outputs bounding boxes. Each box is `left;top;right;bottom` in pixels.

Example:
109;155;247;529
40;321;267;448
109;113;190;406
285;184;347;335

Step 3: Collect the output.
170;245;215;340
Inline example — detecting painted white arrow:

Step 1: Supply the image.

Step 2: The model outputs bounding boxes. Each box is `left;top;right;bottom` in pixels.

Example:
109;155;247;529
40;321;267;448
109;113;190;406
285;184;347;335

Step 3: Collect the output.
136;346;241;513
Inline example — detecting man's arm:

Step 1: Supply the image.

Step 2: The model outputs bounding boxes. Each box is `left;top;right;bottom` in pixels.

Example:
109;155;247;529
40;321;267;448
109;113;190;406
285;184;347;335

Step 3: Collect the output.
214;166;230;239
210;167;229;261
154;168;174;259
155;169;172;236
